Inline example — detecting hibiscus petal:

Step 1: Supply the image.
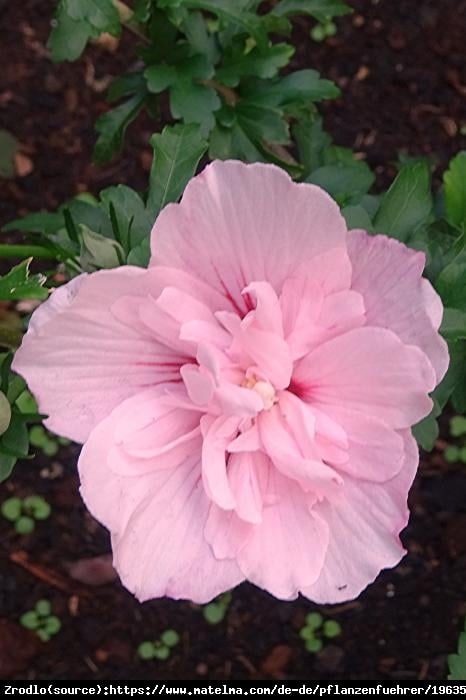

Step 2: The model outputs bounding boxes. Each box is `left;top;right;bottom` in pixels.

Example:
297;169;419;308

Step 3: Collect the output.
12;268;184;443
315;405;405;481
348;230;449;383
150;161;347;313
236;469;329;599
294;326;436;429
302;430;417;603
79;400;243;603
200;415;238;510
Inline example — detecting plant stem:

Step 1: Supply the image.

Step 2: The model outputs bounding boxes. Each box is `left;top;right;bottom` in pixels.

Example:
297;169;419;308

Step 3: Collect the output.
0;245;58;260
202;79;239;107
112;0;151;45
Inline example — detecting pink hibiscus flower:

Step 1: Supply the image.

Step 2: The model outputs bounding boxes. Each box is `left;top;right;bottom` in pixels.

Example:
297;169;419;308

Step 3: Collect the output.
13;161;448;604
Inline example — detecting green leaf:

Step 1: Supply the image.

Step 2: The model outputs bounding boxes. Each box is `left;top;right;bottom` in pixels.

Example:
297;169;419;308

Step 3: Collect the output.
147;124;208;219
341;205;374;232
94;93;146;163
107;72;146;102
79;225;124;271
47;11;92;62
1;414;29;458
0;453;16;482
20;611;40;630
450;416;466;438
24;495;51;520
305;637;323;653
306;161;374;206
43;616;61;635
203;603;225;625
448;340;466;414
242;69;340;107
0;130;18;178
273;0;351;20
236;101;289;144
373;162;432;242
292;115;331;174
1;497;22;522
65;0;120;35
144;64;178;93
15;516;35;535
160;630;180;648
182;0;265;45
323;620;342;638
153;645;170;660
436;245;466;310
412;410;439;452
100;185;153;249
449;620;466;680
181;11;219;64
444;151;466;231
305;612;323;630
216;43;294;86
0;391;11;437
3;211;65;235
35;599;52;617
170;81;220;132
444;445;460;463
138;641;155;660
126;239;150;268
0;260;48;301
440;308;466;341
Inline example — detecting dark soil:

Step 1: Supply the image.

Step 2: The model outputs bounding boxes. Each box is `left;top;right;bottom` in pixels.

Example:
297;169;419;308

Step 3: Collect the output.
1;0;466;682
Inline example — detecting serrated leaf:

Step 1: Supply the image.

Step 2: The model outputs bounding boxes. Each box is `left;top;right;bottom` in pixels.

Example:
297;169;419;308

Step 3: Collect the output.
241;70;340;108
65;0;121;34
236;100;290;144
182;0;266;45
217;43;294;86
94;93;146;163
181;11;219;64
0;260;48;301
170;81;220;132
144;64;177;93
449;621;466;680
147;124;208;219
412;409;439;452
444;151;466;232
373;162;432;242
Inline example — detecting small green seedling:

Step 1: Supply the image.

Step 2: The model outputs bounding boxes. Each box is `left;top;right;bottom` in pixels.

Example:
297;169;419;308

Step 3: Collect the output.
202;591;232;625
299;612;342;654
310;20;337;42
20;599;61;642
1;494;51;534
29;424;70;457
138;629;180;661
444;416;466;464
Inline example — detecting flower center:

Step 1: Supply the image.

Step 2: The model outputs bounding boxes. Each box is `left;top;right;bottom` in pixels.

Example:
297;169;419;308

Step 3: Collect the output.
243;375;277;411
